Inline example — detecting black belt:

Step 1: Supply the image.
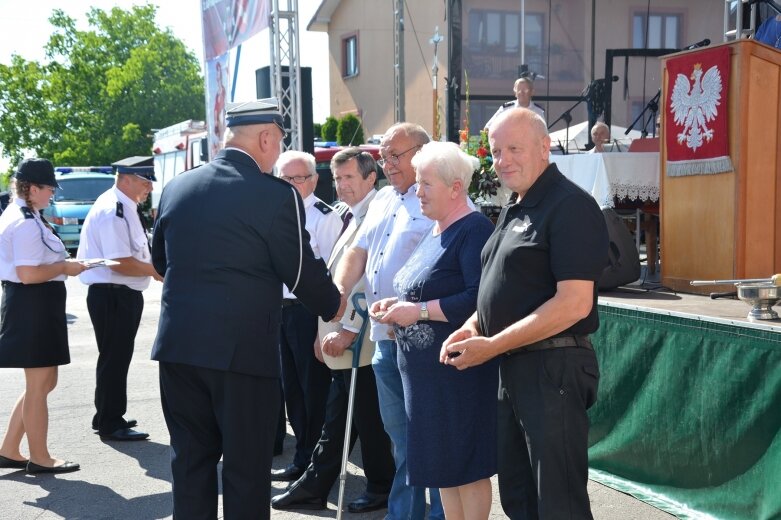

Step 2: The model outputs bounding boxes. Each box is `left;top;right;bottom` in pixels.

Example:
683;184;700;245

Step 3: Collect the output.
1;280;21;287
505;335;592;356
91;283;134;291
281;299;300;308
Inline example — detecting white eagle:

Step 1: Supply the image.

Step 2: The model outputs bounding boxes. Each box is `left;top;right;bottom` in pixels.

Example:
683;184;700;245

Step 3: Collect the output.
670;63;722;151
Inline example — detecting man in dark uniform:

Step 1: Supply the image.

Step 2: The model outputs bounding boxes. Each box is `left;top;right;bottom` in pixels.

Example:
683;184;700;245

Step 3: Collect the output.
443;107;608;520
151;98;344;520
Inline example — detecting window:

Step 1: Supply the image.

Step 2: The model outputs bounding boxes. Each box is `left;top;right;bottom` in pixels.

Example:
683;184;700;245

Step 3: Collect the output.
468;10;544;56
632;12;682;49
342;33;358;78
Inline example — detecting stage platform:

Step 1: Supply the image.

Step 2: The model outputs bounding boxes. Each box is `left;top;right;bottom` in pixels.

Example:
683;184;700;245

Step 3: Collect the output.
588;277;780;519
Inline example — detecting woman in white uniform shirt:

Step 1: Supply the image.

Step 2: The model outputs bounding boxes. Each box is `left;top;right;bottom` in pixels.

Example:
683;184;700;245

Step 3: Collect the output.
0;159;87;474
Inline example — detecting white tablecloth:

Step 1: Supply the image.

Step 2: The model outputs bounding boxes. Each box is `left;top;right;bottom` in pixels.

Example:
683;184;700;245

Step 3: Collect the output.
549;152;660;207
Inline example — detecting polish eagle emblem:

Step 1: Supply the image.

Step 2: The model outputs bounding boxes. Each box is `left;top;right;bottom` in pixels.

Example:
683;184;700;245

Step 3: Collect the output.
670;63;722;151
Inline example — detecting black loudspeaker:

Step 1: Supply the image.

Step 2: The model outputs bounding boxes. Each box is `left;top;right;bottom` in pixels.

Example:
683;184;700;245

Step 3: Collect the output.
256;66;314;155
599;208;641;290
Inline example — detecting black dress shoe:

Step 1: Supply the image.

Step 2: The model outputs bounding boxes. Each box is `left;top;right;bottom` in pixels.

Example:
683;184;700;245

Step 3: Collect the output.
92;418;138;430
0;455;28;469
99;428;149;441
347;492;388;513
26;461;80;474
271;485;326;511
271;463;304;481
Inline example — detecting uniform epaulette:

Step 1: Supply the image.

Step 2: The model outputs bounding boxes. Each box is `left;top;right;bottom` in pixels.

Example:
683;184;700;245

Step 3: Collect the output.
502;100;516;108
115;201;125;218
19;206;35;219
314;200;334;215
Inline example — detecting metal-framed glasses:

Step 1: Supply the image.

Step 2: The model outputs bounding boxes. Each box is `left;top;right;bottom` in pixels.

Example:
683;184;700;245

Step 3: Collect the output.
281;174;314;184
377;145;420;168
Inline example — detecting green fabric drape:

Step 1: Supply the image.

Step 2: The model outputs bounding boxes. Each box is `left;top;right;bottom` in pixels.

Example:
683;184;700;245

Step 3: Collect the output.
588;305;781;520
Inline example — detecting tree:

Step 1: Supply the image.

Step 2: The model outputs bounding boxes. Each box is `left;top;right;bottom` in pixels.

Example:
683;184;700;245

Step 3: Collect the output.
313;122;322;139
321;116;338;141
337;114;364;145
0;6;204;166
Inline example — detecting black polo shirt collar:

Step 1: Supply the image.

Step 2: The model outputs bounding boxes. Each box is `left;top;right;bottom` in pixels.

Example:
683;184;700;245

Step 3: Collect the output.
513;162;562;209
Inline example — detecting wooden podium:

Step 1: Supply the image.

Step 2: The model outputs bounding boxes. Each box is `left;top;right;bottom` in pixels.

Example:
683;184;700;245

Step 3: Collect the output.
660;40;781;294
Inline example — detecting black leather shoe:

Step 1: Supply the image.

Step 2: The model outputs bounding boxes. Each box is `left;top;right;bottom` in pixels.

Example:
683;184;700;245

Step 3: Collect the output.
271;463;304;481
26;461;80;474
92;418;137;430
0;455;28;469
271;485;326;511
347;492;388;513
99;428;149;441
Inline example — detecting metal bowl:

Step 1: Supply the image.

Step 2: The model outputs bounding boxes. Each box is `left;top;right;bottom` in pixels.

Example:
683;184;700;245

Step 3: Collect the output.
736;282;781;321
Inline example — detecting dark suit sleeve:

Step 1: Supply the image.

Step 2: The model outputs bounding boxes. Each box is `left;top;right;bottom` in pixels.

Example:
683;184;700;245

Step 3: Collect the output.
269;187;341;321
151;196;167;276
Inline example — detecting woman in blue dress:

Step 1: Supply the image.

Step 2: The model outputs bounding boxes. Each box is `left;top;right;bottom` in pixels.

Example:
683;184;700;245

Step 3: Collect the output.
371;141;497;519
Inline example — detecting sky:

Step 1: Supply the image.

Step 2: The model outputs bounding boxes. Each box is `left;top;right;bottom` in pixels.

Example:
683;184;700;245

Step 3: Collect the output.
0;0;330;169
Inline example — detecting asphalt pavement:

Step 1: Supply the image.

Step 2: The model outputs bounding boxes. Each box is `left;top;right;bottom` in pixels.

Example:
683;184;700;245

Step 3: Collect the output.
0;278;673;519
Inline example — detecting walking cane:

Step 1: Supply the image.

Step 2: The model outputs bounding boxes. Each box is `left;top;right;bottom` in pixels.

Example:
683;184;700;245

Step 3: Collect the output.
336;292;369;520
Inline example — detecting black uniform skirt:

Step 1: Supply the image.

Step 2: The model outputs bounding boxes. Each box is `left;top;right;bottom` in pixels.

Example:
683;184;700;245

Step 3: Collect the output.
0;280;70;367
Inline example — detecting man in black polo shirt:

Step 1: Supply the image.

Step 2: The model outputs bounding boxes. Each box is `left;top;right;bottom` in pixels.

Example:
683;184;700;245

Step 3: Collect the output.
442;107;608;519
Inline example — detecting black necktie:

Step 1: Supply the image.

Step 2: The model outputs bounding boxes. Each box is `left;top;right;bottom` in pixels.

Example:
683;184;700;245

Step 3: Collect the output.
137;206;151;253
339;211;353;238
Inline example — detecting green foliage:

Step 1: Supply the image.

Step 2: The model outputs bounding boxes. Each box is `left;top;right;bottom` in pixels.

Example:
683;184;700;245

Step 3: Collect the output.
313;122;322;139
336;114;364;145
0;5;204;166
321;116;338;141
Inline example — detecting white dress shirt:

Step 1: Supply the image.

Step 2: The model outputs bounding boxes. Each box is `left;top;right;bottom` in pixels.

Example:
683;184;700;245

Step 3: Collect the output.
282;192;342;299
354;184;434;341
77;186;152;291
0;198;68;283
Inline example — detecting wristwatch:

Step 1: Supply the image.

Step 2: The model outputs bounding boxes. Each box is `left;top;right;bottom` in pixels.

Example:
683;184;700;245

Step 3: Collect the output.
419;301;429;320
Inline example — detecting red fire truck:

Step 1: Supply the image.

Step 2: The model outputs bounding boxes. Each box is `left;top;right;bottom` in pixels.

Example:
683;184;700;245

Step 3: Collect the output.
151;120;208;214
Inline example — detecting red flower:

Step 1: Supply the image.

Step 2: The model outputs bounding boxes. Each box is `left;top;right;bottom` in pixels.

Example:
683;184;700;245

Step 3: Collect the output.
459;129;468;143
476;146;488;158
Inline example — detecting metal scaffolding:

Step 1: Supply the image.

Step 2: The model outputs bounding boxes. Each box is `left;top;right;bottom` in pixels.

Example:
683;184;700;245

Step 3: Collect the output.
270;0;302;150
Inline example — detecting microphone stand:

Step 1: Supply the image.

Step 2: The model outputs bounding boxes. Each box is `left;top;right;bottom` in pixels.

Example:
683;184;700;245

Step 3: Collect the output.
625;89;661;138
548;89;587;155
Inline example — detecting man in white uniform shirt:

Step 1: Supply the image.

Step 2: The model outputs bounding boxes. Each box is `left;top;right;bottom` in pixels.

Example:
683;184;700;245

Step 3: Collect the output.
77;165;162;441
334;123;445;520
272;151;343;482
484;77;546;129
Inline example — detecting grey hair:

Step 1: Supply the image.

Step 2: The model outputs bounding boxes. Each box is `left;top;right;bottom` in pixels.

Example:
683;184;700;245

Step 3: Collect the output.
411;141;476;188
381;122;431;148
330;147;378;180
276;150;317;177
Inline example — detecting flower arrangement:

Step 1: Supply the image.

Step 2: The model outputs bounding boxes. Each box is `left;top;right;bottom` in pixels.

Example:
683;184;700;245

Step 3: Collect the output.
459;71;502;203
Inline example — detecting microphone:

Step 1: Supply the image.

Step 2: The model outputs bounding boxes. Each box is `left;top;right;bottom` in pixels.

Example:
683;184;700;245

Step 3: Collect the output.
610;75;619;82
683;38;711;51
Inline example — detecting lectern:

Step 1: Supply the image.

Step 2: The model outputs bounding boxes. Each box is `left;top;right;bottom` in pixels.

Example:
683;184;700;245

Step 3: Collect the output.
660;40;781;294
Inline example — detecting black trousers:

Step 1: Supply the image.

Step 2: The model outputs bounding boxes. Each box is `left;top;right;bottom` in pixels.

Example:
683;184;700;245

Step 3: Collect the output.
497;347;600;520
296;365;395;498
279;303;332;468
87;284;143;433
159;361;280;520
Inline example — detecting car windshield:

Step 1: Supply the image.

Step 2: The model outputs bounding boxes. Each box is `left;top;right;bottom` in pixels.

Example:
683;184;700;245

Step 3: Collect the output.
54;177;115;202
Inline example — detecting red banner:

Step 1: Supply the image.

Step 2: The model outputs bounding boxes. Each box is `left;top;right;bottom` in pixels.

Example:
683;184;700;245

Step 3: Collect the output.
665;46;733;176
201;0;269;61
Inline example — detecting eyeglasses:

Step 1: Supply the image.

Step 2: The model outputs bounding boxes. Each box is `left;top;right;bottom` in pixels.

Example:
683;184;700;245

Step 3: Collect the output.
35;184;56;193
281;174;314;184
377;145;420;168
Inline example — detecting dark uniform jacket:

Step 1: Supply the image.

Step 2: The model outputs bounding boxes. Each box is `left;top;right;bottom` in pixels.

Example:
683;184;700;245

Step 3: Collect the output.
151;148;341;378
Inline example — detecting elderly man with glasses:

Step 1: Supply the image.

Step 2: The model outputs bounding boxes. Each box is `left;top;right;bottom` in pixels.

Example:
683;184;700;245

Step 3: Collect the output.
334;123;446;520
272;150;343;483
